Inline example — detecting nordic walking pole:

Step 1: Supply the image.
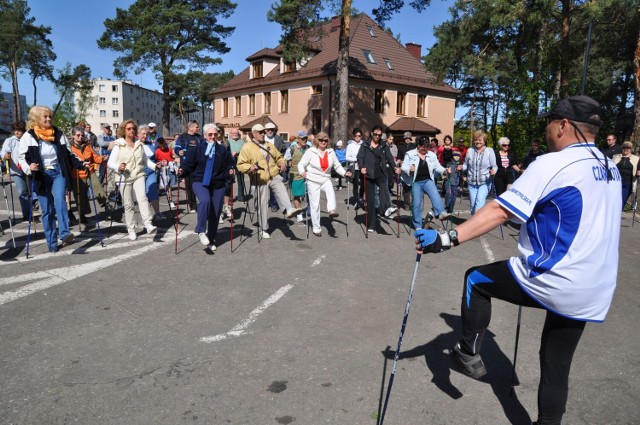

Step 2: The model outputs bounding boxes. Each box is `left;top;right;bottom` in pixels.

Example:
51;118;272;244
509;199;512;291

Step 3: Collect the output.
364;172;368;238
6;161;16;222
108;173;123;238
254;170;261;242
379;252;423;425
1;177;16;249
175;174;180;254
25;176;36;258
632;176;639;228
87;169;105;247
74;178;82;233
230;173;234;252
510;305;523;396
345;174;350;237
305;179;310;239
395;172;400;238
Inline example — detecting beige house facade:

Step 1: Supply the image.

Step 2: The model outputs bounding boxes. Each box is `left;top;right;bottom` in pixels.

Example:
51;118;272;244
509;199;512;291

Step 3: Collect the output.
213;14;457;142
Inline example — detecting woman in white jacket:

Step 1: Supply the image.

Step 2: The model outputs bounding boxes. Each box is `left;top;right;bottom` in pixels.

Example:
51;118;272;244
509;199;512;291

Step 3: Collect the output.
107;119;157;241
298;132;351;236
401;136;449;230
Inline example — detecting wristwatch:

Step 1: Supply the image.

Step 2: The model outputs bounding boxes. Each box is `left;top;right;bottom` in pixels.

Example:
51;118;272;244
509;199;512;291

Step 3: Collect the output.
448;229;460;247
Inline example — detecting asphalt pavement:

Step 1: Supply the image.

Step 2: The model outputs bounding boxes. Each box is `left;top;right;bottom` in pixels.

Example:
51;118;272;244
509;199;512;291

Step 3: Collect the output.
1;176;638;425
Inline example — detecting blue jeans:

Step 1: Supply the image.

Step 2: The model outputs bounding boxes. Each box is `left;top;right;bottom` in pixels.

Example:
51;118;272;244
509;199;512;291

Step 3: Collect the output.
145;168;159;201
12;173;34;220
36;166;71;251
469;182;491;215
411;178;445;229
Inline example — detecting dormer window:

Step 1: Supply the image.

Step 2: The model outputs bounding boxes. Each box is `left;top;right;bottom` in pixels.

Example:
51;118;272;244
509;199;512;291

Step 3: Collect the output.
252;61;263;78
367;25;376;37
283;61;296;73
384;58;394;70
362;49;376;64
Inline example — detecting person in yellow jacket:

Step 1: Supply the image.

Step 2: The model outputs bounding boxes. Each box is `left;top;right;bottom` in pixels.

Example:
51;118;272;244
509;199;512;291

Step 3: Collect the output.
69;126;109;224
236;124;302;239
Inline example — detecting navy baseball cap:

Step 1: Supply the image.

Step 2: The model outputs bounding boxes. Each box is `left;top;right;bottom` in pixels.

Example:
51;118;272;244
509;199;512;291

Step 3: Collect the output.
537;95;603;126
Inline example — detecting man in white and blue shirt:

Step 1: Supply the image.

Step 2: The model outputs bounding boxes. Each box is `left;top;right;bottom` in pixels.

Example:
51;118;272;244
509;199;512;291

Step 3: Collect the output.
415;95;621;425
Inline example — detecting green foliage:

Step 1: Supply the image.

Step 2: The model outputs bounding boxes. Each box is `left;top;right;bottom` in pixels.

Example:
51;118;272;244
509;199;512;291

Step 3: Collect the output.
382;0;639;148
0;0;55;119
52;63;93;117
52;92;77;136
98;0;237;133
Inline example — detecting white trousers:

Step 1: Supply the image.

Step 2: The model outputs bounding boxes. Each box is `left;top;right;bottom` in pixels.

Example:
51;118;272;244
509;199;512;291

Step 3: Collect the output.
119;175;152;232
307;179;336;232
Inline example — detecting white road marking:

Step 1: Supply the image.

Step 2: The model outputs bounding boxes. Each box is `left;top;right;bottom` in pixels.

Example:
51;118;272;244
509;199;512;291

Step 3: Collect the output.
311;255;326;267
200;284;295;343
0;231;191;306
480;236;495;263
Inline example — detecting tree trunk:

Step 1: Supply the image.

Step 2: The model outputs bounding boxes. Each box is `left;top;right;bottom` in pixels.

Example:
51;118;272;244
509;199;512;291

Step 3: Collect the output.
331;0;351;143
32;76;38;106
163;81;171;137
559;0;573;98
10;60;22;121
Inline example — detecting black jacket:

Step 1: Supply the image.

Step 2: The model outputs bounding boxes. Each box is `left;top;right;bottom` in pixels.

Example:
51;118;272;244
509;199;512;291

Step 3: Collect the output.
24;128;85;192
356;140;396;179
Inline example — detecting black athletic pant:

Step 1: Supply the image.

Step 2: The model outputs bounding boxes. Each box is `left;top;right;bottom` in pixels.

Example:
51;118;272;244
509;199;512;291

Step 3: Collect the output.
364;173;391;230
461;260;585;425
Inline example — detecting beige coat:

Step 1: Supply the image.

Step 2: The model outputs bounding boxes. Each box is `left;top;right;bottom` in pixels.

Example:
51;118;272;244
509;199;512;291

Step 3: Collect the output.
236;139;285;184
107;138;153;183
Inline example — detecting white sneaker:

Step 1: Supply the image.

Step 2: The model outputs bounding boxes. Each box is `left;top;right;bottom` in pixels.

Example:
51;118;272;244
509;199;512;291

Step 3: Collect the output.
223;205;232;218
296;214;303;222
198;232;210;246
384;206;398;217
219;215;224;224
285;207;303;218
208;244;217;251
128;231;137;241
261;231;271;239
169;202;176;209
145;224;157;235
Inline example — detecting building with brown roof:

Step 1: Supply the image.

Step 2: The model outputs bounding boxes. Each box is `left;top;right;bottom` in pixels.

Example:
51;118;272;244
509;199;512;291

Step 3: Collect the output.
212;13;457;143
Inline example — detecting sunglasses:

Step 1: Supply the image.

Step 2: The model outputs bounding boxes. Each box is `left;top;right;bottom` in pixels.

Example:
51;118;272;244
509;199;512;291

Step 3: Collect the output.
318;139;328;142
372;133;382;137
205;133;217;137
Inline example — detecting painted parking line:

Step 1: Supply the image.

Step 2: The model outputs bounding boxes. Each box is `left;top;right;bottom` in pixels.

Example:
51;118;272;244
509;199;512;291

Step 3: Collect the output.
200;284;295;343
200;254;326;343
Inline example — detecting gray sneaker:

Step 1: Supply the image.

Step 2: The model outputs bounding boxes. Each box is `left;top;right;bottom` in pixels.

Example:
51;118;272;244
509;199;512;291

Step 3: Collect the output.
450;342;487;379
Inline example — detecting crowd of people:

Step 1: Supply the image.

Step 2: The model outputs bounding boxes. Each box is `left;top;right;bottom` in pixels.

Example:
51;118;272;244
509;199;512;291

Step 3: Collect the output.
1;104;638;253
0;96;634;425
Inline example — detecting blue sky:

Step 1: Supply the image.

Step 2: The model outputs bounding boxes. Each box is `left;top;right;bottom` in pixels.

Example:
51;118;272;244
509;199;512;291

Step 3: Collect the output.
9;0;455;110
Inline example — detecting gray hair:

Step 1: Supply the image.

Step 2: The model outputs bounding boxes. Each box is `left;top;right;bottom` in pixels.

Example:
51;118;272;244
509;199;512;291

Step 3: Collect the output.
138;124;149;133
203;123;219;134
498;137;510;146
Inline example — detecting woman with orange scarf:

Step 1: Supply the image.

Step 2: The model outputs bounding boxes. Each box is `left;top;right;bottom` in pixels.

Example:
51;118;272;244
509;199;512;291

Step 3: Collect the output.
19;106;88;253
69;126;109;224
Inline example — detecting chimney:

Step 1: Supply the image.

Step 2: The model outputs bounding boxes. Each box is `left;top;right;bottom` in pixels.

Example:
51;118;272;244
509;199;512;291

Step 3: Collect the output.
405;43;422;61
332;16;341;29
